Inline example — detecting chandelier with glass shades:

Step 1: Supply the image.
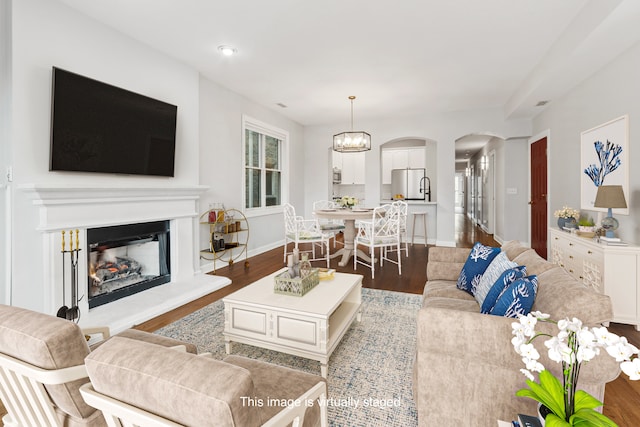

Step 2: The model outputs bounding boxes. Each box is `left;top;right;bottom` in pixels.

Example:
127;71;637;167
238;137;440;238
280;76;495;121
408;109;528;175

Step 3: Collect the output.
333;96;371;152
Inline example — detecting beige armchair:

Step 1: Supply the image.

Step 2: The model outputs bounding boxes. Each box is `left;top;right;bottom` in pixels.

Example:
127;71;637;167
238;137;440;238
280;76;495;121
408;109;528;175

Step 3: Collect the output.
79;336;328;427
0;304;195;427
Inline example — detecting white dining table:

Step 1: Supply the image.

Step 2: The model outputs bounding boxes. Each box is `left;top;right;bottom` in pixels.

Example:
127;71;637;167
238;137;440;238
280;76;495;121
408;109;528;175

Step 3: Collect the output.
313;208;376;267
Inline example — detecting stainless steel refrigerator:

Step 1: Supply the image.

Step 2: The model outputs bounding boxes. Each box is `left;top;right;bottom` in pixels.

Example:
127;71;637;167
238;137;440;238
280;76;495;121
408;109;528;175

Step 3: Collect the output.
391;168;429;201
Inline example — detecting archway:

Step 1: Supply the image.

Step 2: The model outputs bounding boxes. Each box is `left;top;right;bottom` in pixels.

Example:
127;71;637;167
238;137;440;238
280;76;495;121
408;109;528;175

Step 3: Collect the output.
377;136;437;246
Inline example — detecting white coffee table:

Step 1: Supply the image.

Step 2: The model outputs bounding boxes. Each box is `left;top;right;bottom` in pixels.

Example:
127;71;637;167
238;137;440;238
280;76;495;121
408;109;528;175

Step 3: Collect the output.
222;269;363;377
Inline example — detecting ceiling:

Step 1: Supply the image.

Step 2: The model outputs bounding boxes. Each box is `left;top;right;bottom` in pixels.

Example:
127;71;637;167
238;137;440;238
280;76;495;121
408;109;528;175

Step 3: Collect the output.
57;0;640;134
455;134;495;166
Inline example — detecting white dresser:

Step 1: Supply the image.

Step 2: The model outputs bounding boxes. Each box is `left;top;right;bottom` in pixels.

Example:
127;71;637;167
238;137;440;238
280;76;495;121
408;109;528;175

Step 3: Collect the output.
549;228;640;330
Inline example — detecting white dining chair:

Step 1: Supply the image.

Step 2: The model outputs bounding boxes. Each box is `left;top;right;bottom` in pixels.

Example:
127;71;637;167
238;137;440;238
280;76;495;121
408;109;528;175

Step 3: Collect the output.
387;200;409;258
353;204;402;278
283;203;330;267
313;200;346;248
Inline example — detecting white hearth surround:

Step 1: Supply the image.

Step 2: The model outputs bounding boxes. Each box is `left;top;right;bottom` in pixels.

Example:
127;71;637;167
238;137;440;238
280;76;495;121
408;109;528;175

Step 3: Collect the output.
20;184;231;333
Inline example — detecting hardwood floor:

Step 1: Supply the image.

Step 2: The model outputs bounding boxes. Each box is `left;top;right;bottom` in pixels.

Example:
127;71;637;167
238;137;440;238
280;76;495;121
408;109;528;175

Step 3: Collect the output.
1;214;638;425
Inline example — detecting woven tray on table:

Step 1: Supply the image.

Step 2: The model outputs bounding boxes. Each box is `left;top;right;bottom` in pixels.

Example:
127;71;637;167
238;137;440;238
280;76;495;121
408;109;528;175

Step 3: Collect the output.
274;269;320;296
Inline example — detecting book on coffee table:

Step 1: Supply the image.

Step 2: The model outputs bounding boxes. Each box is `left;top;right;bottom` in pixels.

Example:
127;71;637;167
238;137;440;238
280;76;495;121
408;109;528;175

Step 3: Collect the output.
518;413;542;427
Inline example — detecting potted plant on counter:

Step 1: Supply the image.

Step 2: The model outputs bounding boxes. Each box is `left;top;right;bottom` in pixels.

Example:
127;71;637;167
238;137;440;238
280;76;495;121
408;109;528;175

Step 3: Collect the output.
577;216;596;237
554;206;579;230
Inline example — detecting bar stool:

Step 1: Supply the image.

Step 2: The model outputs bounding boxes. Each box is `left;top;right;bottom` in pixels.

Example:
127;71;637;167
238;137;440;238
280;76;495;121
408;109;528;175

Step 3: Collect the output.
412;211;428;246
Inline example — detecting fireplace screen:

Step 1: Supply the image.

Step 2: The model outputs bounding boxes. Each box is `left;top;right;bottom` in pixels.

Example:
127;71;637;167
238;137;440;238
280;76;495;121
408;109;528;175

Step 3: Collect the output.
87;221;170;309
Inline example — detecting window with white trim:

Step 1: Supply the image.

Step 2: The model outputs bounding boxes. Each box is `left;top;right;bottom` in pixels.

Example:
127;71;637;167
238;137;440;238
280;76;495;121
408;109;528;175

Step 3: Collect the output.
243;116;288;213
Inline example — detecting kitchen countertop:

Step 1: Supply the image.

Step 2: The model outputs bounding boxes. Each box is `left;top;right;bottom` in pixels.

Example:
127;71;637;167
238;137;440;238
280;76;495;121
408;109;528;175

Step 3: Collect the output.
380;200;437;205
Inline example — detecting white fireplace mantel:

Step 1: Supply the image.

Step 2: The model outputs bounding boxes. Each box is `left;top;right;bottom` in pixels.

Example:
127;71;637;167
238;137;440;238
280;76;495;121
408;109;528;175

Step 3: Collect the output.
19;183;230;332
20;184;210;231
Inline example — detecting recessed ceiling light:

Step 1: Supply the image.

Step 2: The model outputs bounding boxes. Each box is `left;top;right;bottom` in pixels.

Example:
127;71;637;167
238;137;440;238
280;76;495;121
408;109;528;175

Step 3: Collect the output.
218;45;237;56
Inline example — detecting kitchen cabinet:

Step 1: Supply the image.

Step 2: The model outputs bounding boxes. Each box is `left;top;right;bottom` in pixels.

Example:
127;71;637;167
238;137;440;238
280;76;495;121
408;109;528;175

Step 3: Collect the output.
407;147;426;169
381;151;392;184
381;148;425;184
332;150;343;170
340;152;365;184
549;228;640;330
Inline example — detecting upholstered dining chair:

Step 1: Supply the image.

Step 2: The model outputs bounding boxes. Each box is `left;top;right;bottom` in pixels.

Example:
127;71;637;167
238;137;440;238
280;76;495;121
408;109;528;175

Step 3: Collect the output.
0;304;195;427
79;336;328;427
283;203;330;267
353;203;402;278
312;200;345;248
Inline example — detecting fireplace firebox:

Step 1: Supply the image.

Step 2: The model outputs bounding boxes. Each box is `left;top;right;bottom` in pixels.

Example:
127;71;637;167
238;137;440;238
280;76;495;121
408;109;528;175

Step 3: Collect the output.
87;221;170;309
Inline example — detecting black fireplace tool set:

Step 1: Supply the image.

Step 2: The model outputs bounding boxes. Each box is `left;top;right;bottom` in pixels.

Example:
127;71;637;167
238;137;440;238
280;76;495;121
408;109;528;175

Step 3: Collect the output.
56;229;82;322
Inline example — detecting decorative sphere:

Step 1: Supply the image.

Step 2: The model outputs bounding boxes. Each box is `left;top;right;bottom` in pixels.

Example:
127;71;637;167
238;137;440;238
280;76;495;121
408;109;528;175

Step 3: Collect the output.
601;216;619;231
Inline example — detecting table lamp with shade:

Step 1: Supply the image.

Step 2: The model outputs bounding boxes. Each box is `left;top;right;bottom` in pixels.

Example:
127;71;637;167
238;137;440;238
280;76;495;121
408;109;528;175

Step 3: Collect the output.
593;185;627;239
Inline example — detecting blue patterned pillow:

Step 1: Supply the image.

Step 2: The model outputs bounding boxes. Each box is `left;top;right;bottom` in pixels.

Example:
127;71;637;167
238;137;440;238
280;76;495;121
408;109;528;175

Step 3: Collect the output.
480;265;527;314
456;242;501;295
489;275;538;318
474;252;517;306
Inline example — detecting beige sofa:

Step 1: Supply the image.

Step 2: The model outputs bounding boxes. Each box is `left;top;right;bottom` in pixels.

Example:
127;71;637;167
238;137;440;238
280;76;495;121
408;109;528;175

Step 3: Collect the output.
413;241;621;426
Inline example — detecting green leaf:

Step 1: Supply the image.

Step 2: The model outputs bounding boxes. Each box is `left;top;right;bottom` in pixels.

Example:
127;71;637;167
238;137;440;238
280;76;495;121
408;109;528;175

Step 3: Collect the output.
524;371;566;419
573;390;603;412
546;413;572;427
570;408;618;427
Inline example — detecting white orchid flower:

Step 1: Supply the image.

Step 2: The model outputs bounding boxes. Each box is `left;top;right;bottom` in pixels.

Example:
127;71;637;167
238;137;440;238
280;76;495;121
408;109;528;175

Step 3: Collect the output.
523;357;545;373
512;322;525;335
545;336;573;364
512;335;526;352
520;368;534;381
576;328;596;348
577;345;597;363
621;358;640;381
519;343;540;361
558;317;582;333
557;330;569;343
592;326;619;347
518;314;538;337
531;311;550;320
606;337;639;362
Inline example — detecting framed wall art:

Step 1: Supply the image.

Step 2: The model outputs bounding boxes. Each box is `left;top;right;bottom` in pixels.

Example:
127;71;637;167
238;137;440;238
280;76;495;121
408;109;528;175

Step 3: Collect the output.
580;114;629;215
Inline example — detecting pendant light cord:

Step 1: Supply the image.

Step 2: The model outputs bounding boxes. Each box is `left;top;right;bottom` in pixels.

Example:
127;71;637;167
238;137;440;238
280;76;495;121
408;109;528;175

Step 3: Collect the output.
349;95;356;131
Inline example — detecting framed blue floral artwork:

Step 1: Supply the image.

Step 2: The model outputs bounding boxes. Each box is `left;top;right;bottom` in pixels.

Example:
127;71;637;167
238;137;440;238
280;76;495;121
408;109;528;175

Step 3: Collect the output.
580;115;629;214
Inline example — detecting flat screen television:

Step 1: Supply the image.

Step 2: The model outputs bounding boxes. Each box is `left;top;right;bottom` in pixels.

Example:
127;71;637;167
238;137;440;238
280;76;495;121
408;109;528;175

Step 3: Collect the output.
50;67;177;177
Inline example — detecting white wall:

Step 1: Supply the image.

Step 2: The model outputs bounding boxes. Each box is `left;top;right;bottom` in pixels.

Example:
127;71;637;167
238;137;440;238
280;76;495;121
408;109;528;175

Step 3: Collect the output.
533;41;640;244
8;0;200;311
303;110;531;246
468;136;528;244
502;138;529;243
198;76;305;269
0;0;12;305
